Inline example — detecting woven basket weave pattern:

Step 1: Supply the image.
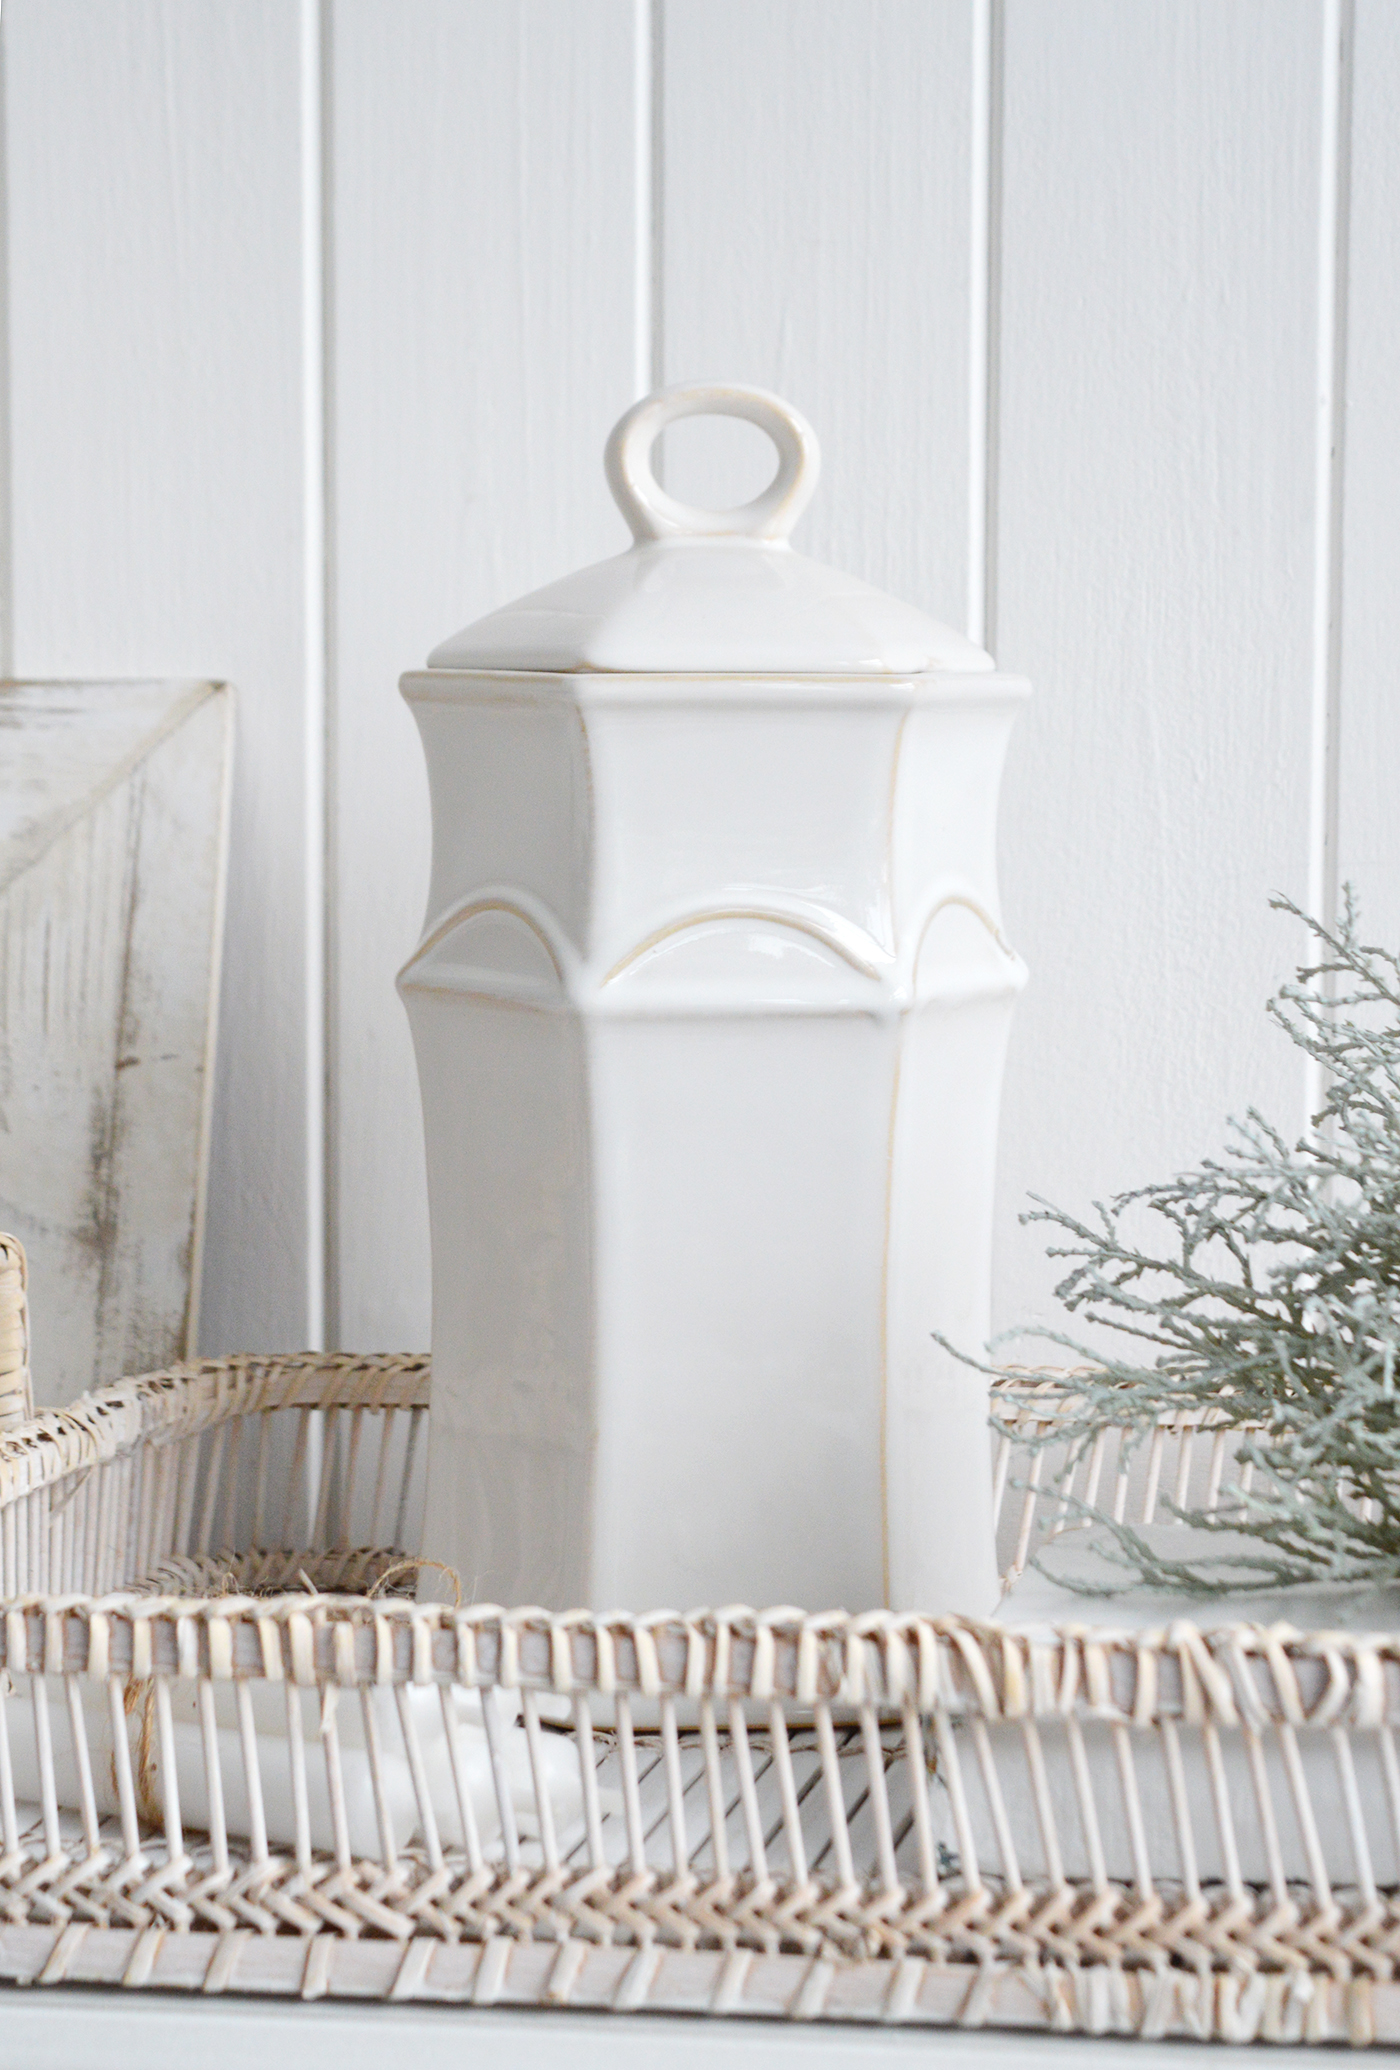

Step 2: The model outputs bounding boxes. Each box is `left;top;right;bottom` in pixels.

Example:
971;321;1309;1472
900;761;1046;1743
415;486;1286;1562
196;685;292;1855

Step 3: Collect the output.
0;1335;1393;2045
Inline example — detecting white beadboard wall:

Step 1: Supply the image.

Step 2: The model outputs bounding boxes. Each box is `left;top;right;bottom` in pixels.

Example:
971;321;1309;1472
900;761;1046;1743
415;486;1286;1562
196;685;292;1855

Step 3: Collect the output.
0;0;1391;1367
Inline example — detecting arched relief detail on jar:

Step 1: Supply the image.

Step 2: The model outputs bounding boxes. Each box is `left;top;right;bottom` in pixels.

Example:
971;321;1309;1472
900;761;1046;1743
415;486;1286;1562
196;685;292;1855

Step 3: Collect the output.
601;902;885;1005
908;891;1028;1004
401;883;1027;1015
398;893;571;1008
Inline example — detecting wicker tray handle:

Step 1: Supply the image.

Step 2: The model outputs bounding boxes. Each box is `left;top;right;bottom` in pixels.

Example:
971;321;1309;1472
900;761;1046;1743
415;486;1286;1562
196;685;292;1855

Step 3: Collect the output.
0;1234;32;1431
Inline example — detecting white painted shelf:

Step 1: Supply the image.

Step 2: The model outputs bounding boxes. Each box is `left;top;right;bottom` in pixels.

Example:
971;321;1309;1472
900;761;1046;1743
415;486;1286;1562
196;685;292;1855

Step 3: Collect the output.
0;1986;1345;2070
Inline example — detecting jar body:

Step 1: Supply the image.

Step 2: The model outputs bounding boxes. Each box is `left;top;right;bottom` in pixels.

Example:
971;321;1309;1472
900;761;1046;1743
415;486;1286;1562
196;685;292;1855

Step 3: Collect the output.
400;667;1028;1613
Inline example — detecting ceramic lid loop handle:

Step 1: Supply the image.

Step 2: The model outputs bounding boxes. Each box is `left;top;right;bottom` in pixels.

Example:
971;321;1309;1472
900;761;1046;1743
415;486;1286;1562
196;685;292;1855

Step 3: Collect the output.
605;383;821;545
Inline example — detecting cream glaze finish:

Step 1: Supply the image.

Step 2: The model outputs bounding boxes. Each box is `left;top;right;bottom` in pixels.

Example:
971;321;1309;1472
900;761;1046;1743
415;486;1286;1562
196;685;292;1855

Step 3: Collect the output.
401;386;1029;1616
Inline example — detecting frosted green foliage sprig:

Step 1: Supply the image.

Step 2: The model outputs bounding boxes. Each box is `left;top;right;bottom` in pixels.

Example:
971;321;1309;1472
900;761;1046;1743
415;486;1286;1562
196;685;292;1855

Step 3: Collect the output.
990;891;1400;1591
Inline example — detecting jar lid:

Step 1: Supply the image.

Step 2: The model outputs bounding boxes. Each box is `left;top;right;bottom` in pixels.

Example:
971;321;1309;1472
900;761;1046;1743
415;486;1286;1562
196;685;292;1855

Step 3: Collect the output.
427;383;992;676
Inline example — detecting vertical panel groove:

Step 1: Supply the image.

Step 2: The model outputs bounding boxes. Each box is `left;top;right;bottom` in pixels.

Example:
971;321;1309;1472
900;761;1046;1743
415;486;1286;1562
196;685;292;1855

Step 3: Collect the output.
1305;0;1354;1131
967;0;1002;653
650;0;666;397
300;0;328;1349
635;0;664;400
319;0;339;1350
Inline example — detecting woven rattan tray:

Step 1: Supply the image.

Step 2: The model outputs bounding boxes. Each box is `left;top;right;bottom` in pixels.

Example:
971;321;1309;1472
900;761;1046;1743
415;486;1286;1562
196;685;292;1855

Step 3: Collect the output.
0;1252;1397;2047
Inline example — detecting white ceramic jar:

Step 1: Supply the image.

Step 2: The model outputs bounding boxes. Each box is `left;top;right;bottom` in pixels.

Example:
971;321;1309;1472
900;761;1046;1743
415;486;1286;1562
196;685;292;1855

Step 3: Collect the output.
401;384;1028;1617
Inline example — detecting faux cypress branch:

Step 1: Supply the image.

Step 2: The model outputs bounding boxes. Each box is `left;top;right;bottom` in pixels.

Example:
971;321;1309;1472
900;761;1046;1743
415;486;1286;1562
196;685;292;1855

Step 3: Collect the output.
967;890;1400;1591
